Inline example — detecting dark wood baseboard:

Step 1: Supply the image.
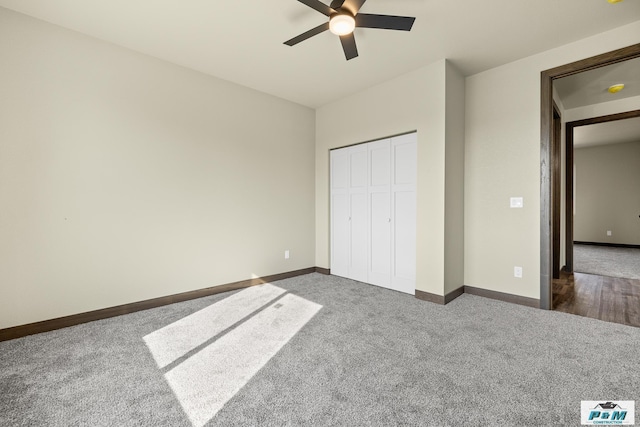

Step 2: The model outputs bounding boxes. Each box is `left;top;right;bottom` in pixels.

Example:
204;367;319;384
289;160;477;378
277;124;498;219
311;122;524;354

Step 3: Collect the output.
314;267;331;275
415;286;464;305
445;286;464;304
416;285;539;308
0;267;317;342
464;286;540;308
415;290;445;305
574;241;640;250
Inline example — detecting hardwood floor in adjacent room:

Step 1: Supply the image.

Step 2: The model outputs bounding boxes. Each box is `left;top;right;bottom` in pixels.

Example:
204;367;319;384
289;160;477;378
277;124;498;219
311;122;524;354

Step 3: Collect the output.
553;271;640;328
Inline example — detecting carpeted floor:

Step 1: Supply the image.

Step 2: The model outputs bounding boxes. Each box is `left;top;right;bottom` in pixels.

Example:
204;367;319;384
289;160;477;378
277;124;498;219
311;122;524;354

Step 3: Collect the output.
574;243;640;280
1;273;640;426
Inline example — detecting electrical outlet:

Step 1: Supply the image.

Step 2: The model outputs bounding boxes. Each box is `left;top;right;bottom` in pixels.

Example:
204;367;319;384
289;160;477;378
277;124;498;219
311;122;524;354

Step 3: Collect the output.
607;230;612;236
514;266;523;278
284;250;290;259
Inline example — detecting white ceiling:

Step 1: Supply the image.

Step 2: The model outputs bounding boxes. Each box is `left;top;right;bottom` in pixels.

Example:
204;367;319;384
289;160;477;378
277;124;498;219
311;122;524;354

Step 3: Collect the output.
555;57;640;110
1;0;639;108
574;116;640;148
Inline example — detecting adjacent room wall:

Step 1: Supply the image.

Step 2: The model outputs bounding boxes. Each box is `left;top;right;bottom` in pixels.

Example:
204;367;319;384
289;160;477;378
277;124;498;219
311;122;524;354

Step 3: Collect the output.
315;60;465;297
0;9;316;329
574;141;640;245
560;95;640;266
464;21;640;299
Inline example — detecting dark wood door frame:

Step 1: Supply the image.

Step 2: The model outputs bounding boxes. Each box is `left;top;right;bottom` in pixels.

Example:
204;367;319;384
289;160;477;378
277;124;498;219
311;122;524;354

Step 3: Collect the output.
540;43;640;310
565;109;640;272
552;104;561;280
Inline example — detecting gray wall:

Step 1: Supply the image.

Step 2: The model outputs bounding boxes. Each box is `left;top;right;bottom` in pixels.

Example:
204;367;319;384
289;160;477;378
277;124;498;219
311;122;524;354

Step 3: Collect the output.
464;21;640;299
444;61;466;294
574;141;640;245
316;60;448;296
3;6;640;330
315;60;466;297
0;9;316;329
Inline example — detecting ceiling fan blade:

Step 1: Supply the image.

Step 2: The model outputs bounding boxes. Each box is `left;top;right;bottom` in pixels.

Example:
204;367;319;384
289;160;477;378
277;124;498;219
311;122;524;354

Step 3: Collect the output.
284;22;330;46
340;33;359;60
330;0;346;9
298;0;335;16
355;13;415;31
342;0;367;15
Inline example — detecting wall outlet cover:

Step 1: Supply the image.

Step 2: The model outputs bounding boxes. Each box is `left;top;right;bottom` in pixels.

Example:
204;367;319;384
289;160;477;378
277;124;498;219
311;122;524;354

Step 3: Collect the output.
514;266;523;278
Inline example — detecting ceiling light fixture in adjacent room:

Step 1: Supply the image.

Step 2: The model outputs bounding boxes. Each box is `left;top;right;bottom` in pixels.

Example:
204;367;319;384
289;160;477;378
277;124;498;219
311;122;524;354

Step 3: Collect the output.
329;13;356;36
607;0;623;3
608;83;625;93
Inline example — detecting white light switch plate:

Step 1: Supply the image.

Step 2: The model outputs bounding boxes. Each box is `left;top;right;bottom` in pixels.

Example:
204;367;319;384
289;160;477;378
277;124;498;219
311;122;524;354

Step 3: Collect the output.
510;197;524;208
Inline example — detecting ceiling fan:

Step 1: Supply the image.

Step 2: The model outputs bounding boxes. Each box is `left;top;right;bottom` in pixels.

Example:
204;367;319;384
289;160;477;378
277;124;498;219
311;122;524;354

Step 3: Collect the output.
284;0;416;60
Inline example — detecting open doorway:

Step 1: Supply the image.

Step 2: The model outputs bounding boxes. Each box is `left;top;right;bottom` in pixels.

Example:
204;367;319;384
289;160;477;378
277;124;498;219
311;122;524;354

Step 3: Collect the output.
552;111;640;326
540;43;640;318
566;111;640;266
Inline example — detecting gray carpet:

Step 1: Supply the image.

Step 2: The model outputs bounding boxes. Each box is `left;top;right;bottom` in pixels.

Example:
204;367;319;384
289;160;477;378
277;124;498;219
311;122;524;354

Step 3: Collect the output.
1;273;640;426
574;243;640;280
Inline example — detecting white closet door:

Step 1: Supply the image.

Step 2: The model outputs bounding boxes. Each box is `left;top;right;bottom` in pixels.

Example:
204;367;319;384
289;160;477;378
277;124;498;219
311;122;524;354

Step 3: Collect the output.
368;139;392;288
391;134;417;294
330;149;350;279
330;133;417;295
349;145;368;282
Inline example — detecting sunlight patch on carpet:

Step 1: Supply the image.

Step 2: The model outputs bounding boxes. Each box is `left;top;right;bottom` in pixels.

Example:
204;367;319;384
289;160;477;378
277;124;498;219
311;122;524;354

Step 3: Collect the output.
144;284;322;427
143;284;286;368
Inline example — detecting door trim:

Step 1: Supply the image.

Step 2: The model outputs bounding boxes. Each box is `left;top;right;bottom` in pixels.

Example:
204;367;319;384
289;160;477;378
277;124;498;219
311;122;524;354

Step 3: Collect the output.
540;43;640;310
552;103;561;280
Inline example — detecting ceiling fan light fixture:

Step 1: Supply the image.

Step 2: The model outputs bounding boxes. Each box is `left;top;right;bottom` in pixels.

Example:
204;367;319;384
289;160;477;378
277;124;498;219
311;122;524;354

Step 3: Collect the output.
608;83;625;94
284;1;416;61
329;14;356;36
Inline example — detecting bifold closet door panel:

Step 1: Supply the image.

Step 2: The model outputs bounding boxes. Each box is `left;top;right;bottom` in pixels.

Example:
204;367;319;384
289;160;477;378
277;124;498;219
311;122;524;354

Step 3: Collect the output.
331;133;416;293
369;192;391;286
368;139;392;288
391;134;417;294
393;191;416;287
392;190;417;293
330;149;349;279
349;145;368;282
